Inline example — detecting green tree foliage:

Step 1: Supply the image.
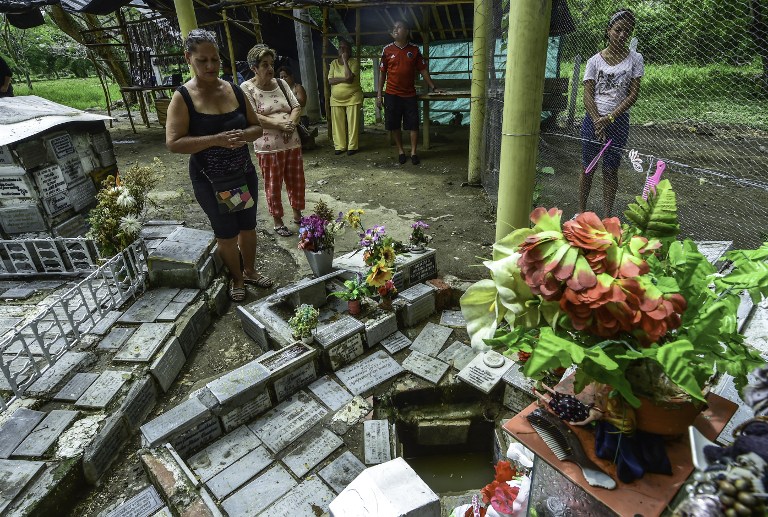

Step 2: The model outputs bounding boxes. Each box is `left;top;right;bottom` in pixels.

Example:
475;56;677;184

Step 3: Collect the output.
563;0;759;66
1;13;93;80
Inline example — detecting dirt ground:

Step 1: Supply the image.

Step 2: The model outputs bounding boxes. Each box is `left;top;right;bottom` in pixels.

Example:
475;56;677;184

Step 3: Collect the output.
69;111;768;515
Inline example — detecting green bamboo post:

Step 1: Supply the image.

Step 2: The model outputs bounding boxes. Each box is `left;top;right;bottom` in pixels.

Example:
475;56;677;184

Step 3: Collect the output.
223;9;238;85
495;0;552;241
467;0;489;185
173;0;198;76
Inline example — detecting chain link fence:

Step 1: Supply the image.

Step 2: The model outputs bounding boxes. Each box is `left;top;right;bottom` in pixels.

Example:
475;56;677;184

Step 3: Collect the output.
482;0;768;248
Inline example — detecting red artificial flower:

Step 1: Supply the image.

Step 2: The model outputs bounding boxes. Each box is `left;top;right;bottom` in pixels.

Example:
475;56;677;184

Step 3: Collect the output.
562;212;621;251
481;480;501;505
494;460;516;483
490;483;520;515
517;350;531;363
464;507;487;517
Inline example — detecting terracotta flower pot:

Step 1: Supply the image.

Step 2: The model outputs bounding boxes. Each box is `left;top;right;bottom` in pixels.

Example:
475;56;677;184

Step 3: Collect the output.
348;299;361;315
634;396;707;436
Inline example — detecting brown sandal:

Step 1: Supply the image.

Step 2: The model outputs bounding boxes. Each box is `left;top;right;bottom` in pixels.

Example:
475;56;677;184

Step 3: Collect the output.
274;225;293;237
244;273;274;288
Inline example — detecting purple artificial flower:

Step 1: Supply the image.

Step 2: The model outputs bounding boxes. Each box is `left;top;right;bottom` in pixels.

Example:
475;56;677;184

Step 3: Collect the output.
412;221;429;230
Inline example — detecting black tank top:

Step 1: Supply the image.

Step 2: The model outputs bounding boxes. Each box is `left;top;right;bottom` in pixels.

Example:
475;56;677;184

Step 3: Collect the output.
177;82;252;181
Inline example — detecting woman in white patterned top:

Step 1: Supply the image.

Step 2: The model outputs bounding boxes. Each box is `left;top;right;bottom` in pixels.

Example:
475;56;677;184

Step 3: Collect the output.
580;9;643;217
242;44;306;238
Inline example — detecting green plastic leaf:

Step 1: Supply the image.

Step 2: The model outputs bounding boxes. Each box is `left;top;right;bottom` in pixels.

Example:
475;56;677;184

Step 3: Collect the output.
624;179;680;239
460;279;506;351
540;166;555;175
653;340;706;403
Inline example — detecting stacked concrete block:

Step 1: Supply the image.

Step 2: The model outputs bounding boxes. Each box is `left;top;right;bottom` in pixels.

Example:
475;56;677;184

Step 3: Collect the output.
147;227;217;289
196;360;272;432
255;342;318;402
397;283;437;328
313;316;366;371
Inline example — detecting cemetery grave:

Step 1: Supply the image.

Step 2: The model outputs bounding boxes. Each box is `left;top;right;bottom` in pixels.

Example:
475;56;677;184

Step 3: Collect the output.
0;234;764;517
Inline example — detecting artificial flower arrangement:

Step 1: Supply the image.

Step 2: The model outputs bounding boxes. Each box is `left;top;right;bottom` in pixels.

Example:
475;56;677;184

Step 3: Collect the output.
338;208;406;294
461;180;767;434
409;220;431;249
298;200;339;252
287;303;319;340
87;158;161;256
451;461;530;517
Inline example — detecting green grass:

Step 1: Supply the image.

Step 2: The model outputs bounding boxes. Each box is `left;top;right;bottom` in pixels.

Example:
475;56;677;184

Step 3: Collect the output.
12;77;121;111
561;61;768;129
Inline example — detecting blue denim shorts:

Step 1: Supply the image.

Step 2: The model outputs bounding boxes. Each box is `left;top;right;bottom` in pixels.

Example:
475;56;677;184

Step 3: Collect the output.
581;113;630;170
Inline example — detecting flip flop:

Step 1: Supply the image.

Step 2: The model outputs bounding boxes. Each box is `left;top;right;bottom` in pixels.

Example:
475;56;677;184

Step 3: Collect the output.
398;153;407;164
228;281;246;302
274;225;293;237
244;273;274;288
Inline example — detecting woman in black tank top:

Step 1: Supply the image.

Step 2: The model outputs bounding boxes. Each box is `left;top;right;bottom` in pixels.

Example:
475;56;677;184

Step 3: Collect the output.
165;29;272;302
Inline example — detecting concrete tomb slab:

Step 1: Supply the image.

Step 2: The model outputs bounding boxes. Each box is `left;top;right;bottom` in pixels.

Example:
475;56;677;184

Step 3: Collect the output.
12;410;79;458
149;337;186;392
363;419;392;465
410;322;453;357
318;450;366;494
265;475;336;516
0;408;46;459
402;351;450;384
188;425;262;483
457;351;514;394
281;427;343;477
247;391;327;454
54;372;99;402
334;350;404;395
205;445;273;500
96;326;137;351
75;370;130;409
220;463;297;517
114;322;175;363
437;341;478;371
104;485;164;517
0;459;46;514
380;331;412;355
140;397;210;448
308;375;353;411
118;288;180;324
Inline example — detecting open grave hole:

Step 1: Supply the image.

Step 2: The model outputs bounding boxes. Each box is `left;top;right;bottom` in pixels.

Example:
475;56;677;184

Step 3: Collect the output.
377;381;505;494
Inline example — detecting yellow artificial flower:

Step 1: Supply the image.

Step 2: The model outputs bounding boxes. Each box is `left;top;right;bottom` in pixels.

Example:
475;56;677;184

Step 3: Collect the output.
345;209;364;230
366;261;393;287
380;245;396;266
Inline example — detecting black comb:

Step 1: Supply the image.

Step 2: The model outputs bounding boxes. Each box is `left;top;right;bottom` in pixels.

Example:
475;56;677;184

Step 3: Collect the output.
526;408;616;489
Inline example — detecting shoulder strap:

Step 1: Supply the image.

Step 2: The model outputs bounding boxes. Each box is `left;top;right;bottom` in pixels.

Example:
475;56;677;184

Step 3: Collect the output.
230;82;247;116
177;85;195;114
276;79;298;110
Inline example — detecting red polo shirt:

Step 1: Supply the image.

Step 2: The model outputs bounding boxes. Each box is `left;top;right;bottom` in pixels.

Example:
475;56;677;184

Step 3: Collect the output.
379;42;427;97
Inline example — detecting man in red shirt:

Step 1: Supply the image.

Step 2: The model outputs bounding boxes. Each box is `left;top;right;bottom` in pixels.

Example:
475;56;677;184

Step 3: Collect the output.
376;21;440;165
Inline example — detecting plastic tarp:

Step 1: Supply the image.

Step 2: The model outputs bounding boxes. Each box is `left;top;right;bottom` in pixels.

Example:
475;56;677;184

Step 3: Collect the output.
0;95;111;146
427;36;562;126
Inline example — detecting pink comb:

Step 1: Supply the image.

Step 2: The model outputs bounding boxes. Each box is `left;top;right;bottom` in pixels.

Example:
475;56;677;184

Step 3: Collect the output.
584;139;612;175
642;160;666;200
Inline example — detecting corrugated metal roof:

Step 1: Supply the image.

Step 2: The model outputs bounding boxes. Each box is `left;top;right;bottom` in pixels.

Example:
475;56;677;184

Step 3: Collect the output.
0;96;111;146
